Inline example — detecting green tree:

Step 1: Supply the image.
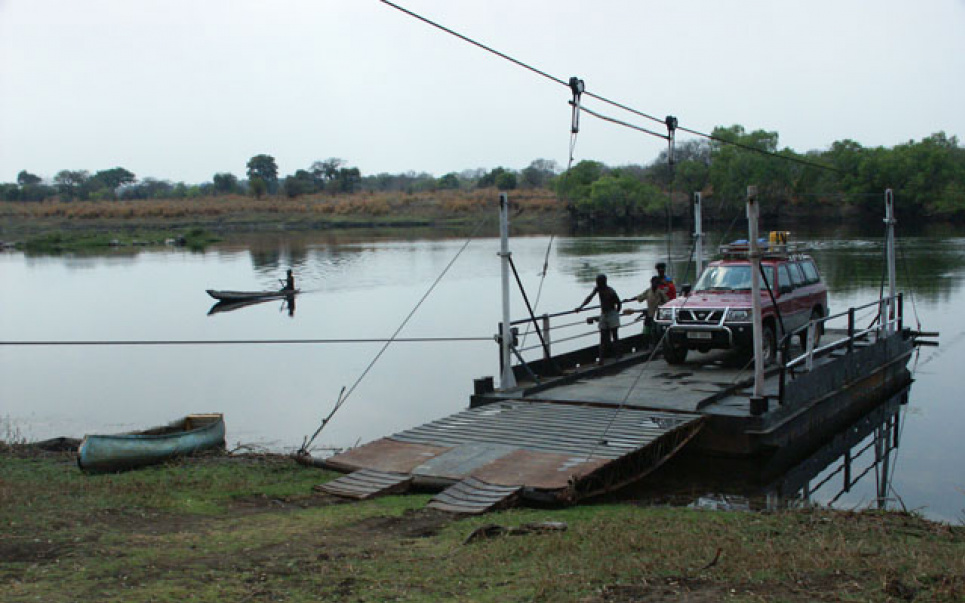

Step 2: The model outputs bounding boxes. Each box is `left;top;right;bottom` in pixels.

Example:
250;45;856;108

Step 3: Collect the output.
310;158;344;192
17;170;54;201
0;183;21;201
249;177;268;199
212;172;240;195
477;167;509;189
437;172;461;190
708;125;795;214
86;167;136;199
556;160;605;205
246;155;278;195
520;159;558;189
17;170;42;187
335;167;361;193
283;170;315;198
495;171;518;190
54;170;90;201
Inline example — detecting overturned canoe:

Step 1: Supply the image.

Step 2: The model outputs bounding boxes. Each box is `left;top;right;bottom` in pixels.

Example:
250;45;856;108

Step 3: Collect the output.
78;413;226;474
206;289;297;302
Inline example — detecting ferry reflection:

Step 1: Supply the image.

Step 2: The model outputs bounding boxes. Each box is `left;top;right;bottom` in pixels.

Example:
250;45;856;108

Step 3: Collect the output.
207;294;296;317
618;386;910;512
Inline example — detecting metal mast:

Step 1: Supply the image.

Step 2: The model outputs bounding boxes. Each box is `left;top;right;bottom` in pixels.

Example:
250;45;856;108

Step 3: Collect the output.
498;192;517;390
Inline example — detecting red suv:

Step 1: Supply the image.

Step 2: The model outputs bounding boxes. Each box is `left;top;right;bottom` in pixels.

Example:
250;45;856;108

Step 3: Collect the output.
654;240;828;364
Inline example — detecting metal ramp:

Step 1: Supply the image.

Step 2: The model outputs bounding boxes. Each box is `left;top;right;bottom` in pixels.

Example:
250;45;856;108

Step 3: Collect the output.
320;400;705;509
428;477;522;514
315;469;412;500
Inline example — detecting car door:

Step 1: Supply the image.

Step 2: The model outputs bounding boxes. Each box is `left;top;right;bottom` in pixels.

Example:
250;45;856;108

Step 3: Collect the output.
784;261;808;331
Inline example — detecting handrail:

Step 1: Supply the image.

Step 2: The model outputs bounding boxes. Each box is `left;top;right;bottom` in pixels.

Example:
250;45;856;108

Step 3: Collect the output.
781;294;903;381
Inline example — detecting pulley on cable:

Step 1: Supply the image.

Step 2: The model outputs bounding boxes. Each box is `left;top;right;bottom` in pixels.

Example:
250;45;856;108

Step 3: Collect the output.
569;76;585;134
568;76;585;169
665;115;678;167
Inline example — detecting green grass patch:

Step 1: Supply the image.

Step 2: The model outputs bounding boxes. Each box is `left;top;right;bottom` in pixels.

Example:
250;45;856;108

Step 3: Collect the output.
1;451;962;602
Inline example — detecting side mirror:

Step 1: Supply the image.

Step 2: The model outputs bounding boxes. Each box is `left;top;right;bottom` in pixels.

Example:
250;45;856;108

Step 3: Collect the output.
681;284;693;296
779;285;793;295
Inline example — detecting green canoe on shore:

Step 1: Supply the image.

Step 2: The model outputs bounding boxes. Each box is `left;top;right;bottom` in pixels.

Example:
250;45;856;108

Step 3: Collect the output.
78;413;226;474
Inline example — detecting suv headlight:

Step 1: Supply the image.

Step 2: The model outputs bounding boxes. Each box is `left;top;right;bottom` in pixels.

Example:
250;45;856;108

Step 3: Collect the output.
656;307;674;321
726;309;752;322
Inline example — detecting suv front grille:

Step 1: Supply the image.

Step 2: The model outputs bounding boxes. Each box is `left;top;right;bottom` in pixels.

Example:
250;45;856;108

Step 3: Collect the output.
676;309;725;324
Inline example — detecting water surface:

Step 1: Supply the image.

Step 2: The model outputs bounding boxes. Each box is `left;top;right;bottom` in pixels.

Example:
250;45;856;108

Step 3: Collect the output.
1;224;961;522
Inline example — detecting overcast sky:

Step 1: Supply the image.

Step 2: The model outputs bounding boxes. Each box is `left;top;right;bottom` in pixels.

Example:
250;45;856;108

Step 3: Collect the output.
2;0;963;185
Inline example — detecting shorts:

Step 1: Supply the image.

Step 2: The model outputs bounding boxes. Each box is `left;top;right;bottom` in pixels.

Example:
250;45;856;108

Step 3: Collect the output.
599;310;620;331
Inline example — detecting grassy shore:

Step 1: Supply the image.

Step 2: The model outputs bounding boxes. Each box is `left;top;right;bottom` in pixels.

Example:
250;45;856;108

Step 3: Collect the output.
1;448;962;602
0;190;569;248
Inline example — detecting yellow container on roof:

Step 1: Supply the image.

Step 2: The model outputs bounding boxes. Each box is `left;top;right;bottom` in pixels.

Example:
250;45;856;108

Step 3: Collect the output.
769;231;789;245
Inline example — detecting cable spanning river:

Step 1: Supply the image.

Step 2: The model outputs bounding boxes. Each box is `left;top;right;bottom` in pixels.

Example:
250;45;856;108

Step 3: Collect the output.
1;225;962;522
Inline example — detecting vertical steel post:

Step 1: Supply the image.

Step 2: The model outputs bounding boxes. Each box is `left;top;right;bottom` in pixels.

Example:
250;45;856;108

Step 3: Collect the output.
847;308;855;353
806;322;816;372
844;450;852;492
694;192;704;277
748;186;765;403
542;314;552;360
884;189;897;333
499;193;517;390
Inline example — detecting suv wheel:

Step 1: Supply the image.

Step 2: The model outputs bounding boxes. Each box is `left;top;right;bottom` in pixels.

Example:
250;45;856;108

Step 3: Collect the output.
664;340;688;365
761;323;777;365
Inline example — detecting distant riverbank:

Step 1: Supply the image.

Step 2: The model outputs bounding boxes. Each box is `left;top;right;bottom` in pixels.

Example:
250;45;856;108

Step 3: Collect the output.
0;190;569;245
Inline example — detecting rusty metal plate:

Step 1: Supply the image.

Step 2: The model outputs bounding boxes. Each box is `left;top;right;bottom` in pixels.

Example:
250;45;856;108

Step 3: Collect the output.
470;449;609;490
324;438;451;473
413;442;519;481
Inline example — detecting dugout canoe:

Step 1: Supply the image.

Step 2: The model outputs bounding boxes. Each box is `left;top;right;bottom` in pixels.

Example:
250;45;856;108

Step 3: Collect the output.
77;413;226;474
206;289;297;302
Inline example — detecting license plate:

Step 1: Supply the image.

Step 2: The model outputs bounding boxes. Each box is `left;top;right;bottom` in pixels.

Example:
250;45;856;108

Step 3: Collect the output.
686;331;712;340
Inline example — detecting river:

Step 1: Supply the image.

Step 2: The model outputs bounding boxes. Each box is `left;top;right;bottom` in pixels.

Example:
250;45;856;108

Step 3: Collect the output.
1;223;962;522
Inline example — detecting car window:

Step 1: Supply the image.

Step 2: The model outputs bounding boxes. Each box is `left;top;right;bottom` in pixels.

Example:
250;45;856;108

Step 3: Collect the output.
763;265;776;290
800;260;820;284
694;265;752;291
778;264;793;290
787;262;805;286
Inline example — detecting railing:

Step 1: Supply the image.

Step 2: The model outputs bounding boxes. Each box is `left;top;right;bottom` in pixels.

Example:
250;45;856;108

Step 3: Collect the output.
499;299;651;382
778;293;904;404
507;304;608;359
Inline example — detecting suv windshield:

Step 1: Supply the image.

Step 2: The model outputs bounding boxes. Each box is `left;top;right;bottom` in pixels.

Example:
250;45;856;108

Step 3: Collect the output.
694;265;752;291
693;265;776;292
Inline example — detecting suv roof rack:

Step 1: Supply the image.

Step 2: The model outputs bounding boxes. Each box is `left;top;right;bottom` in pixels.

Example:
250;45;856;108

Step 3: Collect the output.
719;231;802;259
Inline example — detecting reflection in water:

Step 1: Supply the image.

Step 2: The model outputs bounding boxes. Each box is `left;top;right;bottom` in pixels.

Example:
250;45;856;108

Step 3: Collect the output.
207;294;296;317
617;386;909;514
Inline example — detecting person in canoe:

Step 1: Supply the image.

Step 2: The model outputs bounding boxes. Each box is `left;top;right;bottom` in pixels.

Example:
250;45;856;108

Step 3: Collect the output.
576;274;622;363
280;269;295;292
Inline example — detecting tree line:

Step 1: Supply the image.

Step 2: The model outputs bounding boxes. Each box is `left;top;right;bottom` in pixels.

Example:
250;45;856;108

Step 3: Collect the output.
0;155;557;203
3;129;963;223
559;128;965;225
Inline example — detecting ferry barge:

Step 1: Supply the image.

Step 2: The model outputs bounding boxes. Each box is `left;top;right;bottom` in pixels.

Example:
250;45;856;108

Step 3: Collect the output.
315;189;928;513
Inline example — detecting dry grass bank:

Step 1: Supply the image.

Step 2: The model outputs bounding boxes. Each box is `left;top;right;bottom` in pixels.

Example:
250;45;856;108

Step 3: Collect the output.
0;189;567;237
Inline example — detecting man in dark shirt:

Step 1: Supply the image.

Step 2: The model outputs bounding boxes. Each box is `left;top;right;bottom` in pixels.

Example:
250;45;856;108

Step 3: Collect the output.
576;274;622;363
